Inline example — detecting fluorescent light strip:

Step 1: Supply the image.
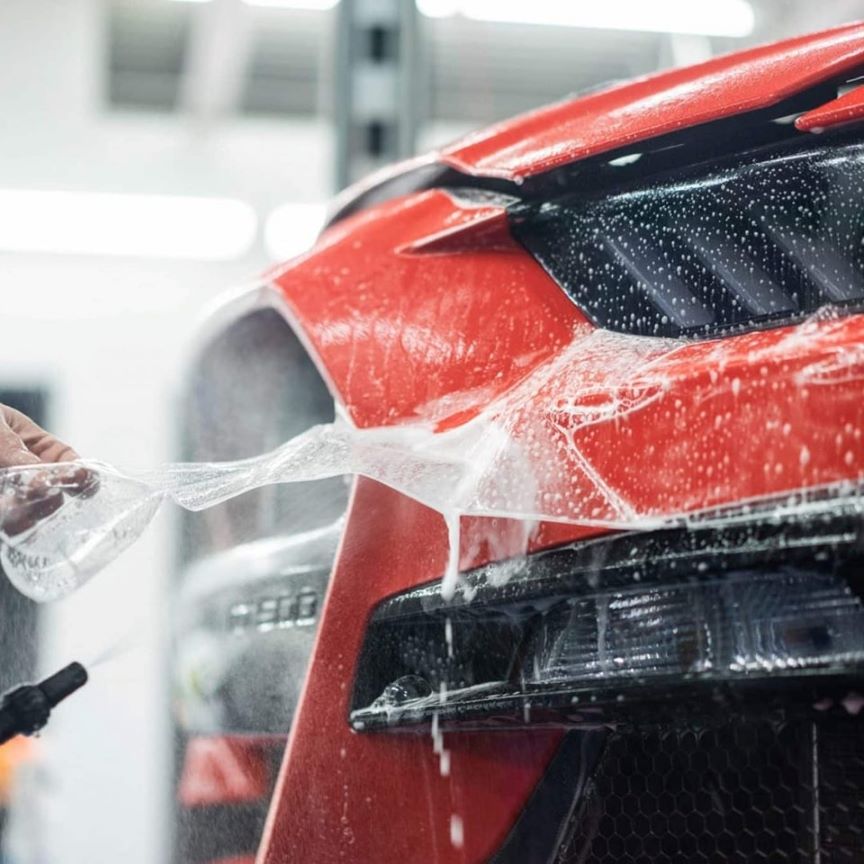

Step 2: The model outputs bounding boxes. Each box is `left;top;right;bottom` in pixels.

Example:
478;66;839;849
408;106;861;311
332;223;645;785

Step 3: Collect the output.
264;202;327;262
241;0;338;8
170;0;752;34
170;0;339;8
0;190;257;260
417;0;755;37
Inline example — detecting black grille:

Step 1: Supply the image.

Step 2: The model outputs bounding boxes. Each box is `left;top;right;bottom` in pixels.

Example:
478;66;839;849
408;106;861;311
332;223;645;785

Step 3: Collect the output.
558;715;864;864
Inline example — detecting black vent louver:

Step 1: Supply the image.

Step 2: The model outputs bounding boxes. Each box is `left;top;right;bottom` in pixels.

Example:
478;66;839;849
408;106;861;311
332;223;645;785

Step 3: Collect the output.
512;133;864;340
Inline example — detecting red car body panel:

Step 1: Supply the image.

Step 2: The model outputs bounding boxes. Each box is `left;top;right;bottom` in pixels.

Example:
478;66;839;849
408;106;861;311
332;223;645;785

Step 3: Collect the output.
272;191;584;430
178;22;864;864
261;481;566;863
796;78;864;130
256;216;864;862
439;20;864;180
273;191;864;518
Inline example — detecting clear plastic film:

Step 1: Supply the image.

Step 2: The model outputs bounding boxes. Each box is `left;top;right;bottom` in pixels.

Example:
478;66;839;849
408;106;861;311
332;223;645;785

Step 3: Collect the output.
0;419;524;602
3;308;864;603
0;464;162;602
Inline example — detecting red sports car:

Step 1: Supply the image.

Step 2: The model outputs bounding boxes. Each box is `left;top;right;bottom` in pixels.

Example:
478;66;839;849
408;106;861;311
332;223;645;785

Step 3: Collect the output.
173;21;864;864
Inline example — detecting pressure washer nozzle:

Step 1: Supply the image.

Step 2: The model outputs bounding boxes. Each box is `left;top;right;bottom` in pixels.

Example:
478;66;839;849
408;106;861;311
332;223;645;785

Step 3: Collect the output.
0;661;88;746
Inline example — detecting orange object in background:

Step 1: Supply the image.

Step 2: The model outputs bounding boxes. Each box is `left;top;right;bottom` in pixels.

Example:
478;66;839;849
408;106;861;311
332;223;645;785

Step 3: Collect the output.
0;738;33;806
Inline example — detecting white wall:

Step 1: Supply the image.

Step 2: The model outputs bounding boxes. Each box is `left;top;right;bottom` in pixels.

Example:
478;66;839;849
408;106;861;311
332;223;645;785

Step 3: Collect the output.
0;2;332;862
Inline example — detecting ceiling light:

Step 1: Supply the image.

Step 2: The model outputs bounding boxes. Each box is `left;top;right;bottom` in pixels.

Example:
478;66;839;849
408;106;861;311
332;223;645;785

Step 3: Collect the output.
241;0;338;8
170;0;339;8
264;203;327;261
417;0;755;38
0;190;258;260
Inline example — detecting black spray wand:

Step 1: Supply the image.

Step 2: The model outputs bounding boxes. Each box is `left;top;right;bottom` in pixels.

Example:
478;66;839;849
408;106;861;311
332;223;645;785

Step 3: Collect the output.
0;662;88;745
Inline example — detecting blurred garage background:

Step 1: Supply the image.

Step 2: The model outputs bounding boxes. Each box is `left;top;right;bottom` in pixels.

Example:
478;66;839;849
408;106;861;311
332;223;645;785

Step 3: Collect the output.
0;1;861;861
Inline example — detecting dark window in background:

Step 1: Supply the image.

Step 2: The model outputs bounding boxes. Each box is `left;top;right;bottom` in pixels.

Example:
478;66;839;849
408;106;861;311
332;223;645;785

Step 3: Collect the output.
0;388;48;693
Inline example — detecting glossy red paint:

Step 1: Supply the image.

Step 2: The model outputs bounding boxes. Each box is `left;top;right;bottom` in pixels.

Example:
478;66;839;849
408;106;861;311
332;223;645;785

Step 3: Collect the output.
439;21;864;180
259;479;565;864
271;189;585;429
258;204;864;864
274;190;864;524
796;82;864;131
245;23;864;864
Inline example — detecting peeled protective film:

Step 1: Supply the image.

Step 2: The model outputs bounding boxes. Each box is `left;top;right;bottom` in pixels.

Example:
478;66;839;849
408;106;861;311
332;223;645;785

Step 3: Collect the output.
3;306;864;603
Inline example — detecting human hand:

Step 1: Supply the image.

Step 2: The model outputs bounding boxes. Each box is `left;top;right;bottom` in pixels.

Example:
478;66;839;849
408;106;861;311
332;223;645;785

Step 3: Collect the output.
0;405;95;537
0;404;78;468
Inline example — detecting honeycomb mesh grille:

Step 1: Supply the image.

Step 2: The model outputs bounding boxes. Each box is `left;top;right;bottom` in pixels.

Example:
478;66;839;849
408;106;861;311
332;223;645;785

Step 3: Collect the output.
558;716;864;864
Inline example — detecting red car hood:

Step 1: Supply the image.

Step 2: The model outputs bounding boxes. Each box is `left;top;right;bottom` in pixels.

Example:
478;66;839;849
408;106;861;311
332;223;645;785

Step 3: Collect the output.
440;19;864;180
